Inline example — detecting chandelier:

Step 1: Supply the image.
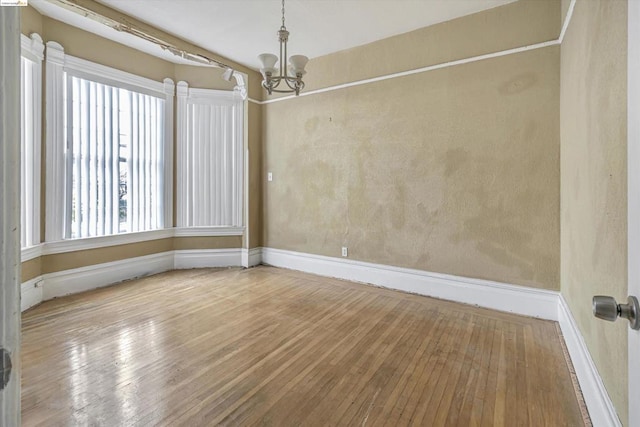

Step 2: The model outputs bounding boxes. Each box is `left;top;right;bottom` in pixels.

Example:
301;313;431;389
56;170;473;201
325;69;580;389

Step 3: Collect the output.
258;0;308;96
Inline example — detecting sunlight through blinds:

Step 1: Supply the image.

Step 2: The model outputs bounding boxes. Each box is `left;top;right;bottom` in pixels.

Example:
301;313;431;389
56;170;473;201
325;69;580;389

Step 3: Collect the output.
67;75;165;238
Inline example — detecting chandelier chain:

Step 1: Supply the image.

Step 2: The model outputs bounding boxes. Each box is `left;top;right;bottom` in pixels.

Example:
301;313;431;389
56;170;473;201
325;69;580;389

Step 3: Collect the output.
281;0;286;29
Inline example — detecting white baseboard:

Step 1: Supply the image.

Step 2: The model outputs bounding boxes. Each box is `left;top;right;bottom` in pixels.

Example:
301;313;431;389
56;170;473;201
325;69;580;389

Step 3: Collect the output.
21;276;43;312
558;295;621;427
243;248;262;267
174;249;242;269
261;247;559;320
44;251;174;300
244;247;262;268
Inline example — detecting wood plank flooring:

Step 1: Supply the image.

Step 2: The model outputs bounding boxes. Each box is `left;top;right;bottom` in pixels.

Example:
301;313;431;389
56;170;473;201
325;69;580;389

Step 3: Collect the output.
21;266;585;426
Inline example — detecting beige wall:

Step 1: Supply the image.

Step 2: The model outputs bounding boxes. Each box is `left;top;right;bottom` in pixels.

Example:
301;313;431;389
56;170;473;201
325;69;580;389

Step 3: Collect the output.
42;239;173;273
173;236;241;251
21;257;41;283
282;0;560;97
263;2;561;290
21;4;42;36
560;0;628;424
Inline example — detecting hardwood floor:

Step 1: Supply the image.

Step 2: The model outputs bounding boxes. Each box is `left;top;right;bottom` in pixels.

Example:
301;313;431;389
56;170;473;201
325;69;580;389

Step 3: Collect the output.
21;266;585;426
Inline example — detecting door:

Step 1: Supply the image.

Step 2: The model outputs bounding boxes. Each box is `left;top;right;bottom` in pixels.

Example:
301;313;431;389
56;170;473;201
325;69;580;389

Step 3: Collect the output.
0;6;22;426
629;0;640;425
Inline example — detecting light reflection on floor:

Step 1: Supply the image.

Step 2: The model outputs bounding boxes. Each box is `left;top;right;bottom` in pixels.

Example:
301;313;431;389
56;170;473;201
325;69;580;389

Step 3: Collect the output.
66;319;163;425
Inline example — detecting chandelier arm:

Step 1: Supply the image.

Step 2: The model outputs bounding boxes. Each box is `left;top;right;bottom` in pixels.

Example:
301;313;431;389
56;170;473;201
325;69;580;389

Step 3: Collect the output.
261;81;273;94
283;77;298;91
271;88;298;93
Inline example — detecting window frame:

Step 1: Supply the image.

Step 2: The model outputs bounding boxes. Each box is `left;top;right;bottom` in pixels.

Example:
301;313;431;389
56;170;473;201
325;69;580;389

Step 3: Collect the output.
175;81;245;232
45;41;174;243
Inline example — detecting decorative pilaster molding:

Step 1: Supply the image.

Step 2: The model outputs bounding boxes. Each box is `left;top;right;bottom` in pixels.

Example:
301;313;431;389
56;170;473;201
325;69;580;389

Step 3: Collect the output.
232;72;248;100
176;81;189;227
20;33;44;62
20;33;44;247
163;78;175;228
44;41;67;242
233;92;245;228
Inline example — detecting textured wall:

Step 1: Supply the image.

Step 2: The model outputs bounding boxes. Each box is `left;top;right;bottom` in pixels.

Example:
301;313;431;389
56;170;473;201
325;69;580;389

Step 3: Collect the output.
560;0;628;424
21;5;42;36
279;0;559;97
21;257;41;283
172;236;241;251
41;239;173;273
561;0;572;24
263;1;561;290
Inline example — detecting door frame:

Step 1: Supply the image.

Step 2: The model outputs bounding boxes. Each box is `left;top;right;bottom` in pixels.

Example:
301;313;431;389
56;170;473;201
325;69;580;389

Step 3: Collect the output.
628;0;639;425
0;5;22;425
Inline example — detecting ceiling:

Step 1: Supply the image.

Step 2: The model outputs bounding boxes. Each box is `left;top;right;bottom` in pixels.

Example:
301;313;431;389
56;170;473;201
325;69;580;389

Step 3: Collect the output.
35;0;518;70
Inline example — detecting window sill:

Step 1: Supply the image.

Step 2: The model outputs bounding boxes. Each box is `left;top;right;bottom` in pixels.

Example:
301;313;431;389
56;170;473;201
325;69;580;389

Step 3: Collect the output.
20;227;246;260
21;244;43;262
42;229;175;255
174;226;244;237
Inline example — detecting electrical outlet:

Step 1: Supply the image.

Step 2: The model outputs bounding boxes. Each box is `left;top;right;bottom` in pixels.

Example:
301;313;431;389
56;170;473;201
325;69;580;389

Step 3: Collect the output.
268;172;273;182
341;247;348;257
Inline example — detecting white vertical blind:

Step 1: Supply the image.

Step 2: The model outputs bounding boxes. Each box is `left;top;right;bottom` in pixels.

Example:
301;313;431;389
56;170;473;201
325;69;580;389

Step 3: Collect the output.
176;83;244;228
67;74;165;238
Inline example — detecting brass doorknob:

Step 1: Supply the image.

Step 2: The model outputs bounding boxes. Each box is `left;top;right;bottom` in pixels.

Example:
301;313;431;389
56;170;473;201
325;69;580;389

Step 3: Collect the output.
592;295;640;330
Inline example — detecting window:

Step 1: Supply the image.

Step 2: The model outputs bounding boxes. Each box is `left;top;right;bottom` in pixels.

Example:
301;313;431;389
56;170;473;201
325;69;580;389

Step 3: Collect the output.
176;82;244;228
45;43;174;242
20;34;44;248
66;75;165;238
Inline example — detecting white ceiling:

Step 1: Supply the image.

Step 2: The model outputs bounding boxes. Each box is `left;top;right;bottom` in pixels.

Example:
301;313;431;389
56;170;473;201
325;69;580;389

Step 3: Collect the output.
36;0;518;70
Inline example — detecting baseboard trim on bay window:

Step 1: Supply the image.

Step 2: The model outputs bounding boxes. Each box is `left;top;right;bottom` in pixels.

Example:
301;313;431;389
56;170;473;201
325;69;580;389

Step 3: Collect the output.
261;247;558;320
44;251;175;300
21;276;44;312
